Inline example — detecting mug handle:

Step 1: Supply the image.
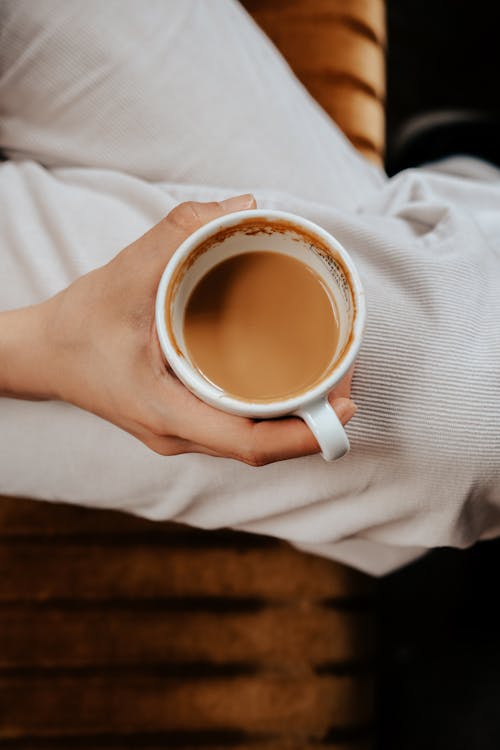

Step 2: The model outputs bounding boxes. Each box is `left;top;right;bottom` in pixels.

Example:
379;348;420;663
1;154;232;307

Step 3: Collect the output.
295;398;350;461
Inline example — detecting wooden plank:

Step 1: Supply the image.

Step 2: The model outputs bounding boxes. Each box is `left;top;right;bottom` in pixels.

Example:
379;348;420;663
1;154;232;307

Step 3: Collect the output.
0;605;374;668
0;674;373;737
0;498;271;547
0;497;156;536
242;0;386;165
307;83;385;153
0;543;373;601
253;23;385;98
244;0;386;46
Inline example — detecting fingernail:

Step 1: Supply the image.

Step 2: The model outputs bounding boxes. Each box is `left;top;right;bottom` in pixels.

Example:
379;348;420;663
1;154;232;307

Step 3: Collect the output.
335;398;357;423
220;193;255;211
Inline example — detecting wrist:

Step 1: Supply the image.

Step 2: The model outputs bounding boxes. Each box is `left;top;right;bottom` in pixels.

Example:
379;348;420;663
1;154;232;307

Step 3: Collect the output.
0;300;59;401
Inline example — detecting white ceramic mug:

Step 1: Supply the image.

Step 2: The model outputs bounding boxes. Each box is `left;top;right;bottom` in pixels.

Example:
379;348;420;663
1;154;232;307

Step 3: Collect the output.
155;209;366;461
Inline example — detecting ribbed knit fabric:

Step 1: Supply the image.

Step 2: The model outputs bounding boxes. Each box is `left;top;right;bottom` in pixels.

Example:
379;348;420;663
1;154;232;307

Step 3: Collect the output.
0;0;498;574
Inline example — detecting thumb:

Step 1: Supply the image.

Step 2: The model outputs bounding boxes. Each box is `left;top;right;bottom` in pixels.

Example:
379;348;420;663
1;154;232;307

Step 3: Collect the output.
152;194;256;260
218;194;257;213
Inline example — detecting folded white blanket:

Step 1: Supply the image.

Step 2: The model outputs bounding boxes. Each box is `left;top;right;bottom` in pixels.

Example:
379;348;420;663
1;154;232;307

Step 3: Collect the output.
0;0;499;575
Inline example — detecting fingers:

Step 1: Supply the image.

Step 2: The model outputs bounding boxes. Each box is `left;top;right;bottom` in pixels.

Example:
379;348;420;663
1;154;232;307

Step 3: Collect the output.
159;377;357;466
148;194;256;262
236;397;357;466
170;194;257;229
328;366;355;401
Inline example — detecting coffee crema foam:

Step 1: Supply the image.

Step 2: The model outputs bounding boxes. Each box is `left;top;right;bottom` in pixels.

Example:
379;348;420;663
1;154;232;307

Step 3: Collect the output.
180;251;339;402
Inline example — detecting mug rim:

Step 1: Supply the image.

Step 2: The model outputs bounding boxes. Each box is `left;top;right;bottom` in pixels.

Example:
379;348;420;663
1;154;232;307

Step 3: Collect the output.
155;208;366;417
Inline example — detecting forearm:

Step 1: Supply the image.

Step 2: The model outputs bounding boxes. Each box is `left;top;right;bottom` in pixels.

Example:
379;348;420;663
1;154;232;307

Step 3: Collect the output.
0;302;55;400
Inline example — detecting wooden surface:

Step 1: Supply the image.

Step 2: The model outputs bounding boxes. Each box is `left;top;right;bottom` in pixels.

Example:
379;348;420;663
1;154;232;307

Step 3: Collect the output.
0;2;384;748
243;0;386;164
0;497;375;749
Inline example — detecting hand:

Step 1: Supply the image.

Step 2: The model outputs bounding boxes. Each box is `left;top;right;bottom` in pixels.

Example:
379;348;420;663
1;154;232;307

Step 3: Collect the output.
0;195;357;465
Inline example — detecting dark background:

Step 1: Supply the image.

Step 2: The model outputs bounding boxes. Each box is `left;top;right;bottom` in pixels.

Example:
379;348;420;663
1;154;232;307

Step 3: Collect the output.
378;2;500;747
385;0;500;173
377;541;500;750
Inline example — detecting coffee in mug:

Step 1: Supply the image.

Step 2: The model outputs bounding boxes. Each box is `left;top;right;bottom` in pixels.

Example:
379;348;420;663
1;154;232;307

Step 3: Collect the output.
183;251;340;401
